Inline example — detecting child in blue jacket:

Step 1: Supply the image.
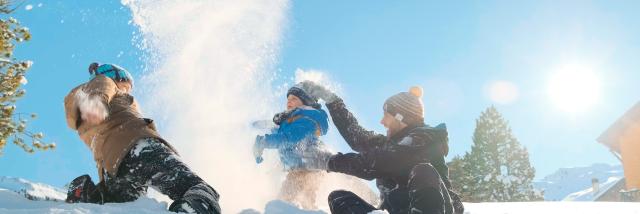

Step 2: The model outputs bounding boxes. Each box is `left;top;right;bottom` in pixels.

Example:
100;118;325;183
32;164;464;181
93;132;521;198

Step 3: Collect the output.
253;83;331;209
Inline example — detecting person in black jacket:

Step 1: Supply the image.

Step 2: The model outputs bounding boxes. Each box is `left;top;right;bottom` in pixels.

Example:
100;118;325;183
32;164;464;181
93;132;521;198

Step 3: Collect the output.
299;81;464;214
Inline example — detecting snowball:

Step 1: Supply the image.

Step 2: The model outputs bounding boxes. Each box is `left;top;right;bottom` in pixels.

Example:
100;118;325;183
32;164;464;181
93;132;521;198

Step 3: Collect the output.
75;90;109;123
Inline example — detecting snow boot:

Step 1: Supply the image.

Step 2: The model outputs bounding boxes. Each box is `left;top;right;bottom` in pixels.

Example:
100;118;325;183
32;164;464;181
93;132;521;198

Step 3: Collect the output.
328;190;377;214
65;174;96;203
169;183;221;214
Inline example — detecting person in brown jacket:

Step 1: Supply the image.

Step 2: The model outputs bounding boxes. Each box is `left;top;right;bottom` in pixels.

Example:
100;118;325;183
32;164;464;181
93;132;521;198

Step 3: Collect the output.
64;63;220;214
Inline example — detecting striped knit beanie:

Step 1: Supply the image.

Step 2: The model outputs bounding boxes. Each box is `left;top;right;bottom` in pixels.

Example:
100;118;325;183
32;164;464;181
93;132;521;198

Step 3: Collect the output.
383;86;424;125
287;85;321;109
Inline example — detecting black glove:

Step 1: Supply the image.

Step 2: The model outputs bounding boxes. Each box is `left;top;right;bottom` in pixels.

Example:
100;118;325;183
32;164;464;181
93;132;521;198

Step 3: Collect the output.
297;80;339;103
300;149;333;171
327;153;367;173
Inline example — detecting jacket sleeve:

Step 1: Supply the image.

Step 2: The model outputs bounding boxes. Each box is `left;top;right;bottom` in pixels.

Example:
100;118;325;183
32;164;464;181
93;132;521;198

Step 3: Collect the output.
327;148;426;180
328;131;448;179
327;152;378;180
83;75;118;105
263;116;317;149
366;130;448;177
63;87;82;130
63;76;118;129
325;98;387;152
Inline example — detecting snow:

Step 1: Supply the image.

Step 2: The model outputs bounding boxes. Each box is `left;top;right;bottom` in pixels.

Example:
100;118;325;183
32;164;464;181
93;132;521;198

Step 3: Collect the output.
294;69;342;97
131;140;151;157
533;163;623;201
0;189;172;213
74;89;109;127
239;200;327;214
0;176;171;213
2;176;640;213
25;5;33;11
181;203;195;213
0;176;65;201
464;202;640;213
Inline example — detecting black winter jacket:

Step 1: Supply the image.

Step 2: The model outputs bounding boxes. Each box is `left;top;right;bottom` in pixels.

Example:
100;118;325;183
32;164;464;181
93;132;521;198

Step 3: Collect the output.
326;99;458;214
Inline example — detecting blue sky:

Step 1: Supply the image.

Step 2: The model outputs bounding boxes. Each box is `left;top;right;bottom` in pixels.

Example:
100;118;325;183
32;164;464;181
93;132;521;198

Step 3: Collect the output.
1;0;640;189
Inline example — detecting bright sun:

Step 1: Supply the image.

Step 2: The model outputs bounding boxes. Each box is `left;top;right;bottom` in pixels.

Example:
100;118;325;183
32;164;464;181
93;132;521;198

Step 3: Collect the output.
547;64;602;114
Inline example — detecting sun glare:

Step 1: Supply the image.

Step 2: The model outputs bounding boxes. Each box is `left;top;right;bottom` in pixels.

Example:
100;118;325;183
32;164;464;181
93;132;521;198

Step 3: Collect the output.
547;64;602;114
487;80;520;105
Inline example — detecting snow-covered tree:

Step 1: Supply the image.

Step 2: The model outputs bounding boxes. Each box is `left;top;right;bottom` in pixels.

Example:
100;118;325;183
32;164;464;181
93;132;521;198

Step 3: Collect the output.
0;1;54;155
449;106;542;202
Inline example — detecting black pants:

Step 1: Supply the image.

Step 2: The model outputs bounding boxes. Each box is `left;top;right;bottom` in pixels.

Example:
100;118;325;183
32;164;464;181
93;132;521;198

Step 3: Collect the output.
329;163;451;214
86;138;220;213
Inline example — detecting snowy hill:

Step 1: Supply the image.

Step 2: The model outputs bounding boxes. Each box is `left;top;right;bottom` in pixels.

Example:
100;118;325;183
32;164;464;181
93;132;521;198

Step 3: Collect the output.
533;163;624;201
0;176;66;201
0;176;173;213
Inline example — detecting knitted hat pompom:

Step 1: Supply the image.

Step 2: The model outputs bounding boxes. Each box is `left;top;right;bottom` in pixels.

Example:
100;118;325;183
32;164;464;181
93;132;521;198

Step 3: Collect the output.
409;86;423;98
383;86;425;125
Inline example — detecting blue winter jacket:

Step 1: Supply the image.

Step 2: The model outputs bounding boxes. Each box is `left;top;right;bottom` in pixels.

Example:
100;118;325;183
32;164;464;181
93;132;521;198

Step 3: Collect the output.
263;107;329;169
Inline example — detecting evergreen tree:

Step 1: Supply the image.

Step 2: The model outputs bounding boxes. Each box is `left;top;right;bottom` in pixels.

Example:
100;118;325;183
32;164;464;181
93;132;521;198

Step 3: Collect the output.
449;106;542;202
0;1;55;155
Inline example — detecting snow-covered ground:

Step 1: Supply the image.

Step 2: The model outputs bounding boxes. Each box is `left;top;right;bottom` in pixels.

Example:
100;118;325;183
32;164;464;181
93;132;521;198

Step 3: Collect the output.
0;188;172;214
3;176;640;214
464;202;640;213
533;163;624;201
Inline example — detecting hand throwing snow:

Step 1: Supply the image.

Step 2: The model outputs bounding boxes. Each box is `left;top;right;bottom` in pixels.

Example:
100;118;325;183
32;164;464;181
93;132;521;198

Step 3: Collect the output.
63;63;221;214
298;80;339;104
81;109;107;125
76;91;109;125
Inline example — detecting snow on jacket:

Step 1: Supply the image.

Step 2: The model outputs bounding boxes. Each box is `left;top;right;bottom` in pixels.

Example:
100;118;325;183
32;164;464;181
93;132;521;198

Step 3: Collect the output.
63;75;177;181
263;106;329;170
325;98;461;214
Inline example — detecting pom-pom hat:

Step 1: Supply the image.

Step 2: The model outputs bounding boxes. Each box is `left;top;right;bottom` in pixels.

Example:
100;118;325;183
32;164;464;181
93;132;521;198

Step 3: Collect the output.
383;86;424;125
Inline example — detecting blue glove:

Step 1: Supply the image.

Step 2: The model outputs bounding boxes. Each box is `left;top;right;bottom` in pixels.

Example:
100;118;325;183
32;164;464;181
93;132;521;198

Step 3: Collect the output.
253;135;266;164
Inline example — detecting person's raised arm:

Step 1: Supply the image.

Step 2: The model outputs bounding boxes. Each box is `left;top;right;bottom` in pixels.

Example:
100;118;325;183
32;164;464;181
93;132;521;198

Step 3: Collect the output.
299;81;387;152
326;99;386;152
64;86;82;130
73;75;118;126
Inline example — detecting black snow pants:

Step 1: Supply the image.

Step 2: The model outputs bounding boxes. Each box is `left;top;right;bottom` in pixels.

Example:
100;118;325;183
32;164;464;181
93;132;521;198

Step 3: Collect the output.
69;138;220;214
328;163;449;214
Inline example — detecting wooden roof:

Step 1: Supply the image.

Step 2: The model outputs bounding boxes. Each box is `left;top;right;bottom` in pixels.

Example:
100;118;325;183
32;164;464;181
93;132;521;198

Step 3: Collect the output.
597;101;640;154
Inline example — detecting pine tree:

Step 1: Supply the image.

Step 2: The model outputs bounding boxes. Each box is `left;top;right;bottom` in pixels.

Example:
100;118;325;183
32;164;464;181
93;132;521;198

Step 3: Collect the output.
0;1;55;155
449;106;542;202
